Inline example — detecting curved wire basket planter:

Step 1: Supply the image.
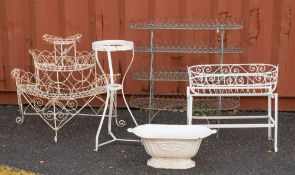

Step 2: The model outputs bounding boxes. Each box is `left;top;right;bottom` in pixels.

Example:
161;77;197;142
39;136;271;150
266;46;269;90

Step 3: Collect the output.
11;34;121;142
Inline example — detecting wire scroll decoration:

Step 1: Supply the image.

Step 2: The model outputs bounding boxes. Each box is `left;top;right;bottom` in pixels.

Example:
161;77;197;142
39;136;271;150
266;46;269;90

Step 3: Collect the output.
188;64;278;95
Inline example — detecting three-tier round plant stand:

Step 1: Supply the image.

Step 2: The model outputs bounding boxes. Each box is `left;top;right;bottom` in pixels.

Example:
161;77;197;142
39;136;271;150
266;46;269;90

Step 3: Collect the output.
11;34;116;142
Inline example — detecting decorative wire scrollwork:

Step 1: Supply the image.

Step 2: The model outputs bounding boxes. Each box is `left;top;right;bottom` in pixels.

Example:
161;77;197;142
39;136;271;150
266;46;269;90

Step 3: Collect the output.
188;64;279;95
116;119;126;127
15;116;24;124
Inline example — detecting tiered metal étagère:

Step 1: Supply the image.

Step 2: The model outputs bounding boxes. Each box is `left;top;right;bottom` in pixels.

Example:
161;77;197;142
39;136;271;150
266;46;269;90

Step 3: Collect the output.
11;34;121;142
130;19;243;122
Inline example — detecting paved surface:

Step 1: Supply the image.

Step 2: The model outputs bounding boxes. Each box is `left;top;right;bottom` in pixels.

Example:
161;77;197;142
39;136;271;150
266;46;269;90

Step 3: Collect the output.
0;105;295;175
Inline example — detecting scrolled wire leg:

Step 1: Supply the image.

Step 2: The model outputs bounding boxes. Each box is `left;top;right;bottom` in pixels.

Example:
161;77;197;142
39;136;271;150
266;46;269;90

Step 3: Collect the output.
113;90;126;128
149;100;181;122
115;119;126;127
16;91;25;124
16;115;25;124
150;109;164;122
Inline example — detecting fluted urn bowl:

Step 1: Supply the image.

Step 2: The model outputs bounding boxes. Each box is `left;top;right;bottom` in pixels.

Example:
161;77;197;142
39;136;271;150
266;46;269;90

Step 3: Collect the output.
128;124;216;169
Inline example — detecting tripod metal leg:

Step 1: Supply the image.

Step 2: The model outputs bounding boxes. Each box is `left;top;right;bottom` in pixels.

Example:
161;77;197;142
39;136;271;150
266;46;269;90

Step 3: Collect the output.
95;91;110;151
108;90;115;133
187;95;193;125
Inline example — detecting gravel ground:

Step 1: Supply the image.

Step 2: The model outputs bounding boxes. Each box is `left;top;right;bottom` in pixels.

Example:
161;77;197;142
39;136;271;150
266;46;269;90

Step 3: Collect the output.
0;105;295;175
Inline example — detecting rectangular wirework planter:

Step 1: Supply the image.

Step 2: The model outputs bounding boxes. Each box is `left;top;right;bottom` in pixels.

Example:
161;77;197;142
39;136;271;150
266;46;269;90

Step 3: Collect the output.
187;63;279;152
188;64;278;96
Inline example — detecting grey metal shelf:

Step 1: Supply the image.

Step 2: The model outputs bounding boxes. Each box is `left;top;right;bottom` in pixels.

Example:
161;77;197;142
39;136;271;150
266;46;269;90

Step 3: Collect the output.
130;19;243;30
134;45;243;54
130;95;240;112
132;69;188;81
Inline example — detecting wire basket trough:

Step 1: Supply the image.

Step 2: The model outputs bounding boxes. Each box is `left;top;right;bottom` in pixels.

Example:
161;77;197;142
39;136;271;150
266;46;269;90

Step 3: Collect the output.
187;63;279;152
188;64;279;95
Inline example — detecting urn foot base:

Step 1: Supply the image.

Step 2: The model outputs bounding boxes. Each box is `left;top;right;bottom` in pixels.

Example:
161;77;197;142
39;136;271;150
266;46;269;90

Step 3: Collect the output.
147;157;195;169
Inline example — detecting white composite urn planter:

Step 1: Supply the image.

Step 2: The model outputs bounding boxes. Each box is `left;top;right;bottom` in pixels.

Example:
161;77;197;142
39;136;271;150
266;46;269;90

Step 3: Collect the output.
128;124;216;169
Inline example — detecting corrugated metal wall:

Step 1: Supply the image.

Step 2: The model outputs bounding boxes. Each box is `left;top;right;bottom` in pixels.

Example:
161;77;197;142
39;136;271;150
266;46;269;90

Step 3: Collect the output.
0;0;295;110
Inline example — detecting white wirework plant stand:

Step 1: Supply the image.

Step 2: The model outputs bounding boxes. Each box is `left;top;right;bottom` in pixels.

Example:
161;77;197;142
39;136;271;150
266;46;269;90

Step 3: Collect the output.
187;64;279;152
92;40;139;151
11;34;120;142
130;18;243;123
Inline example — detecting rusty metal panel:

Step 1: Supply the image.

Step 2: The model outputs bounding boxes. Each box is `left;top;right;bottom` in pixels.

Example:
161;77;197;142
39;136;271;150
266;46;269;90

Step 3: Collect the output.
0;0;31;91
124;0;151;94
277;0;295;96
0;0;295;109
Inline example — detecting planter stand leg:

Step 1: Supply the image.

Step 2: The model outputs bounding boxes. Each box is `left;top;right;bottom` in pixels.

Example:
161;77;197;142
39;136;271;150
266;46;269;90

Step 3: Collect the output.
268;95;272;140
54;130;58;143
95;92;110;151
274;93;278;152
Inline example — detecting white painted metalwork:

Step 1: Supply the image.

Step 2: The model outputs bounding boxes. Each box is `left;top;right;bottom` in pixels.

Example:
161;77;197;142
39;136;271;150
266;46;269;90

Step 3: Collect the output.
11;34;121;142
92;40;139;151
187;64;279;152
